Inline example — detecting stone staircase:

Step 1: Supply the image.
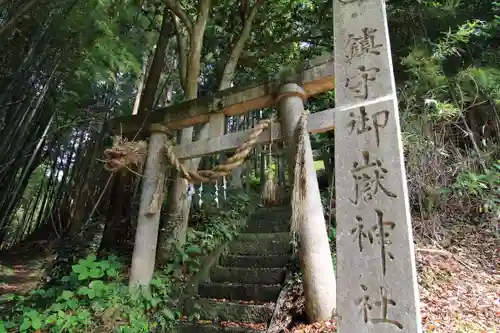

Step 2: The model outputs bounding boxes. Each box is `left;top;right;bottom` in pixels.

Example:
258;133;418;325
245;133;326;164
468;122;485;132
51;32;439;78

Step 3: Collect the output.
177;205;292;332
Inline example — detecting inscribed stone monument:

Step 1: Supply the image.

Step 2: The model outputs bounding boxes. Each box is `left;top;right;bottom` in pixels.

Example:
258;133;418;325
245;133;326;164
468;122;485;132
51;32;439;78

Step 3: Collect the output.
333;0;422;332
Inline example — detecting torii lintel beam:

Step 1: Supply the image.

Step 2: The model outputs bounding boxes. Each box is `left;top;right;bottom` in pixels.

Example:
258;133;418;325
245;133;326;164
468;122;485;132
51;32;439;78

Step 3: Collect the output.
107;55;334;137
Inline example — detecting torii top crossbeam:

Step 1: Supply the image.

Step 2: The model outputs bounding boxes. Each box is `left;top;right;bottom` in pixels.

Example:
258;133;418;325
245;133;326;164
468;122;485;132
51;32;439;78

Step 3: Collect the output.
107;54;335;139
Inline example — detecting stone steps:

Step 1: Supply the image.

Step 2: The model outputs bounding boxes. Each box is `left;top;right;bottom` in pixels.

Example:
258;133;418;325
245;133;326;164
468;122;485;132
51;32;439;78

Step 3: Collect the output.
179;205;292;332
184;298;274;323
199;282;281;302
251;205;290;214
228;232;292;255
220;254;290;268
210;267;285;285
242;220;289;233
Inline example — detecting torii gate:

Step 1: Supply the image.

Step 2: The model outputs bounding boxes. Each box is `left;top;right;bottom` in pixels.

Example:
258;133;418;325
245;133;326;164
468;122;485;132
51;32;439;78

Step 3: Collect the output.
108;0;421;331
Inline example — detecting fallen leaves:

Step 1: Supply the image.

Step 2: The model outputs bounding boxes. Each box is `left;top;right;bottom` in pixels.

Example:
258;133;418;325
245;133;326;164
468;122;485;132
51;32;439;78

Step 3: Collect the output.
288;319;337;333
417;225;500;333
280;224;499;333
220;321;267;330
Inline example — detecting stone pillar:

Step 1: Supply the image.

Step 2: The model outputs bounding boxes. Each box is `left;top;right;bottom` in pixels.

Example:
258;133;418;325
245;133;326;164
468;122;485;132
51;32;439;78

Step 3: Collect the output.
129;124;168;288
333;0;422;332
276;83;337;321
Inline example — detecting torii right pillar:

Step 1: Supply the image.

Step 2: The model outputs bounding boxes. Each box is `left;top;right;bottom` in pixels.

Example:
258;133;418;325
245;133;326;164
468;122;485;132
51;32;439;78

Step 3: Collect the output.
333;1;422;333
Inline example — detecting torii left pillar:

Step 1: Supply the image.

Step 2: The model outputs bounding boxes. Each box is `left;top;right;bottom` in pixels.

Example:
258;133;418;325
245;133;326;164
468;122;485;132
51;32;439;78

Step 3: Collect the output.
130;123;169;289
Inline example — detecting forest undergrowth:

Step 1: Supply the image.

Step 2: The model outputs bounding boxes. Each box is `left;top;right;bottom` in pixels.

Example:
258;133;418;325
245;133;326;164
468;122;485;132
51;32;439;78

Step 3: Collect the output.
0;192;257;332
1;185;498;333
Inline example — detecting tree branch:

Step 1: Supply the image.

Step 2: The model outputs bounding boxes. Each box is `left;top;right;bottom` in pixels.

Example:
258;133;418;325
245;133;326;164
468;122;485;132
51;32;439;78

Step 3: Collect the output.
184;0;211;99
218;0;262;90
136;7;174;116
164;0;193;36
172;14;188;91
0;0;38;39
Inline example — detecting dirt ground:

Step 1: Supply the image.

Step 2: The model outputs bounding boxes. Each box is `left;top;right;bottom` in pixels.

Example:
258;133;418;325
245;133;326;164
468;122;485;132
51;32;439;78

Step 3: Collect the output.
0;242;53;299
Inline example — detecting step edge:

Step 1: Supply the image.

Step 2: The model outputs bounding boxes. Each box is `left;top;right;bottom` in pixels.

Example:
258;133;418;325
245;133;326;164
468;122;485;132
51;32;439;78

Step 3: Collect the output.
200;282;282;288
188;297;276;308
222;254;292;258
213;266;285;272
239;232;290;237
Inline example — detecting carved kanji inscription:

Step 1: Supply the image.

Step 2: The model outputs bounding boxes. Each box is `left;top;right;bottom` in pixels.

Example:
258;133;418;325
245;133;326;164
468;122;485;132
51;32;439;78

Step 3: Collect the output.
347;106;389;147
345;65;380;100
371;209;396;275
355;284;403;329
350;209;395;275
334;0;422;330
345;27;382;63
350;215;371;252
335;101;422;333
349;151;397;205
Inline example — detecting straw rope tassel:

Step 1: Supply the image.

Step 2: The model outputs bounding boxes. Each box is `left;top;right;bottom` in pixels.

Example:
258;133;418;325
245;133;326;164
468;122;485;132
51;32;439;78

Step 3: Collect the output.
262;113;280;205
290;111;309;246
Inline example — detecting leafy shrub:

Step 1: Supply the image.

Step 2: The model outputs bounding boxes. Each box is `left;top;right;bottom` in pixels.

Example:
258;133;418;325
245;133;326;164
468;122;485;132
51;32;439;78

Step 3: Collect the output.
0;191;257;332
447;161;500;225
165;191;253;279
0;255;175;333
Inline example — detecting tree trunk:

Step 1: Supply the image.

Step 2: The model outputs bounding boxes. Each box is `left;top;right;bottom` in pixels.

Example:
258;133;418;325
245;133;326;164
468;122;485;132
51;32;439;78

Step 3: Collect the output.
230;164;244;188
260;147;266;191
99;171;134;256
157;0;260;263
132;53;150;115
322;149;333;188
137;8;173;115
277;83;336;322
104;7;174;267
129;124;169;288
0;0;38;39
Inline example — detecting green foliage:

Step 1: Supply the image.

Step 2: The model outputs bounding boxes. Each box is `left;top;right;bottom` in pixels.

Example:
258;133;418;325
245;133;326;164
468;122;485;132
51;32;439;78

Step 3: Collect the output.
0;193;256;331
447;161;500;220
1;255;175;332
204;0;331;89
164;191;253;280
392;0;500;228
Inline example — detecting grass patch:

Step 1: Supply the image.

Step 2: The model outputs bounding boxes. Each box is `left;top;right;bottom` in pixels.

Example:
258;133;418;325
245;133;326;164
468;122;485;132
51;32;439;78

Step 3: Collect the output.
313;160;324;171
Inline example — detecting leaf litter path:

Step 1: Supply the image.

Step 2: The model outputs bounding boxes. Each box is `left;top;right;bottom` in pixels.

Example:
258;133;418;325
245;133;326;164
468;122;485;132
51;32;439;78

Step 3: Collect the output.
0;243;53;299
